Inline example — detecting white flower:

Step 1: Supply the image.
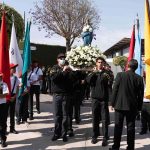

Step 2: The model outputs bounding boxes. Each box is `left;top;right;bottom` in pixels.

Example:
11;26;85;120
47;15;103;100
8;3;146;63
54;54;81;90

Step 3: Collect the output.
66;46;106;68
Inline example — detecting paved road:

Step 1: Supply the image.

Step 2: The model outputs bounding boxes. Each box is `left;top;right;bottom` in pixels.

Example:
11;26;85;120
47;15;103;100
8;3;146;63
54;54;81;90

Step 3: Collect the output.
3;94;150;150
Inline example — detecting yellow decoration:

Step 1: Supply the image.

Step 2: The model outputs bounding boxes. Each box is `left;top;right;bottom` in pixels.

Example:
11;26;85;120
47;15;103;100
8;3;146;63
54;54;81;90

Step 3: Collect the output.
144;0;150;98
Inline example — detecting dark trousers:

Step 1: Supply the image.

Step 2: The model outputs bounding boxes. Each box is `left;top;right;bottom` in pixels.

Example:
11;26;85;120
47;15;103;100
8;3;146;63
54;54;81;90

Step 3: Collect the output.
29;85;40;116
68;96;73;132
41;77;47;94
85;85;90;100
18;94;29;122
73;91;81;121
141;102;150;132
0;103;7;141
112;110;137;150
7;99;16;130
92;99;109;138
53;94;71;136
47;77;52;94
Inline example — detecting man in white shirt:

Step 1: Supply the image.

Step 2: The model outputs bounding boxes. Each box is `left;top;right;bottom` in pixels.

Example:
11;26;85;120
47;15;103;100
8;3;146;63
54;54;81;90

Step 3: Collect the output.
0;72;9;147
28;60;43;120
7;63;20;134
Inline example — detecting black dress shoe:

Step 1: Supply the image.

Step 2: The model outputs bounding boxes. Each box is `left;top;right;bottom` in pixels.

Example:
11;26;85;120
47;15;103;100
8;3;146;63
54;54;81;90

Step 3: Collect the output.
62;135;68;142
10;129;18;134
106;136;110;140
5;131;9;135
1;141;7;147
51;135;61;141
139;131;147;135
91;137;98;144
37;110;41;114
16;121;20;125
68;130;74;137
75;119;81;124
29;116;34;120
102;138;108;146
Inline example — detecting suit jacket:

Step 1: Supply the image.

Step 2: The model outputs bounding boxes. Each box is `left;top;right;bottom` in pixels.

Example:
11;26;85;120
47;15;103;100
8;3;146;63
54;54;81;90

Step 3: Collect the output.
111;70;144;112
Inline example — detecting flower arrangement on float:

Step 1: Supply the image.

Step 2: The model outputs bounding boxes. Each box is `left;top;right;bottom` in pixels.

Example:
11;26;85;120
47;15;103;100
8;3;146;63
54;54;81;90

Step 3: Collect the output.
66;46;106;69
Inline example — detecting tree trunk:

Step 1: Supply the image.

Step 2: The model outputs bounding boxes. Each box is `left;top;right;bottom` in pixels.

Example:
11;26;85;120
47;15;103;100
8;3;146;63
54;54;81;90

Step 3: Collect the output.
66;38;71;52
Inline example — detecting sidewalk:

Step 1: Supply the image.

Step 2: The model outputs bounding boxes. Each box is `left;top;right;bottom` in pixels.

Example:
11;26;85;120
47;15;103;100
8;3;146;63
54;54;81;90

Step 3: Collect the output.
3;94;150;150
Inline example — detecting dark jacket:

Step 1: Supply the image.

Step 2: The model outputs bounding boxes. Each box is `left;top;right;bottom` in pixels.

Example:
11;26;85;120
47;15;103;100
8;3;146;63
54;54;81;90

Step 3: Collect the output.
72;70;86;92
111;70;144;112
86;70;109;101
105;70;114;88
50;65;74;94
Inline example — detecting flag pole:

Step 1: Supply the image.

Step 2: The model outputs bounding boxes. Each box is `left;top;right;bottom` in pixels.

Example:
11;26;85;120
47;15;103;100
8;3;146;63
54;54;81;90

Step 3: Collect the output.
24;11;26;36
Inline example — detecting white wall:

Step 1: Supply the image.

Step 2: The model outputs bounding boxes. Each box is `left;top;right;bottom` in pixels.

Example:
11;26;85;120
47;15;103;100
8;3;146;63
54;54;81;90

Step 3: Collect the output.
106;58;122;78
122;47;129;56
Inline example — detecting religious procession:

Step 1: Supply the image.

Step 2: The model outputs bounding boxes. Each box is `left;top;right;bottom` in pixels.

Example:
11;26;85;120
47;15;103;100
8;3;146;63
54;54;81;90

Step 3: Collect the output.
0;0;150;150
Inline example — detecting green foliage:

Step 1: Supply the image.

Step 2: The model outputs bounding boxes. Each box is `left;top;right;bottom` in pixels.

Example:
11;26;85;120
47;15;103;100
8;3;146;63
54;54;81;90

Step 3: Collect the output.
113;56;127;71
0;4;24;41
18;41;24;50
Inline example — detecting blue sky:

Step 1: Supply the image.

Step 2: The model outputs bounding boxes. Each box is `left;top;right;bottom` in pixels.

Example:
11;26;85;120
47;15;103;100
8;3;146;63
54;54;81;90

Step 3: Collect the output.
4;0;145;51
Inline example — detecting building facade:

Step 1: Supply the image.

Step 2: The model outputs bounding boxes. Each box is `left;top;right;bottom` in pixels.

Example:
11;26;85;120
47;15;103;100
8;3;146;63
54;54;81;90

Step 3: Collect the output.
104;38;144;58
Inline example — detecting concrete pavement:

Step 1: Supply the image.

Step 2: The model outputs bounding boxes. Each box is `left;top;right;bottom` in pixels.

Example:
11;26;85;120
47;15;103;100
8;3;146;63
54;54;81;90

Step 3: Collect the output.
3;94;150;150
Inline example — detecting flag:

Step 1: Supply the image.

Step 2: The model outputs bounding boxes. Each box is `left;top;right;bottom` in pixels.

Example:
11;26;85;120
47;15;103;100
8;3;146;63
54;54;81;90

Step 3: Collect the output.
134;15;142;76
9;21;23;77
128;24;135;61
0;11;11;100
144;0;150;98
126;24;135;71
18;21;31;100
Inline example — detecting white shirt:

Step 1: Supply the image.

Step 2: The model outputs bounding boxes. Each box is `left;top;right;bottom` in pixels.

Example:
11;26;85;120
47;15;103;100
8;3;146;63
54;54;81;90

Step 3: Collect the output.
10;75;20;94
0;82;9;104
19;77;30;92
28;67;43;85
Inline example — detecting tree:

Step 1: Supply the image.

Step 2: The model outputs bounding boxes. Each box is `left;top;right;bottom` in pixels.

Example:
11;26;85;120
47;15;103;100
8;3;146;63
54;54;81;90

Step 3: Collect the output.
113;56;128;71
31;0;100;51
0;3;24;41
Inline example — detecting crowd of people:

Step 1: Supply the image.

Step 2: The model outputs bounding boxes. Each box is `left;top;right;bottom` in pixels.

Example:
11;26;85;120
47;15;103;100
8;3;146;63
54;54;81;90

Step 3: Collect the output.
49;53;145;150
0;52;148;150
0;60;43;147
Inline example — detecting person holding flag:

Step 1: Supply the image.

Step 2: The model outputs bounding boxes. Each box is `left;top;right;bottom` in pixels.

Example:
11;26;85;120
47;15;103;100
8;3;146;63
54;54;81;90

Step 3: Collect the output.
0;8;11;147
0;73;9;147
18;21;31;122
17;72;30;125
7;63;20;134
28;60;43;120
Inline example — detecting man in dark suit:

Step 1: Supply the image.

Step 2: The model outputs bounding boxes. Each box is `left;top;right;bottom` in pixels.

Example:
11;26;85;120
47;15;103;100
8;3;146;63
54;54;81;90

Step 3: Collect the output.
109;59;144;150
